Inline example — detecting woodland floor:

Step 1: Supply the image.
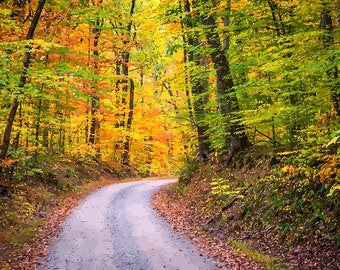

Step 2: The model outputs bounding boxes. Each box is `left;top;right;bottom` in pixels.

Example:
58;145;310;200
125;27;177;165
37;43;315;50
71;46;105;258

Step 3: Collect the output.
152;159;340;270
1;159;338;270
153;184;264;270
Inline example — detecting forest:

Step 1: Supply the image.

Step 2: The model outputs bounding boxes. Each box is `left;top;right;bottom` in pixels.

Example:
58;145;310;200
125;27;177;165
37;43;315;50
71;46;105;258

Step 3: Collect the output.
0;0;339;269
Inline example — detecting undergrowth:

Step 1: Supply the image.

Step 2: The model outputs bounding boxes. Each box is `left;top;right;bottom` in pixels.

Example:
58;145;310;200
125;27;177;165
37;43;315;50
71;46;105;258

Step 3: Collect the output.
244;147;339;247
230;240;288;270
177;144;339;269
0;154;119;247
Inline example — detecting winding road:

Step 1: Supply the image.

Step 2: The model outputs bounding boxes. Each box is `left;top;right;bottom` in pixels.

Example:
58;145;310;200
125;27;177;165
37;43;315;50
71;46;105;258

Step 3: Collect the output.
38;180;217;270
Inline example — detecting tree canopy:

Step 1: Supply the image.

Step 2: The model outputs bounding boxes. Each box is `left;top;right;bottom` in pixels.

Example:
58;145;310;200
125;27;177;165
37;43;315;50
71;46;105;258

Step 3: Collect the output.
0;0;338;188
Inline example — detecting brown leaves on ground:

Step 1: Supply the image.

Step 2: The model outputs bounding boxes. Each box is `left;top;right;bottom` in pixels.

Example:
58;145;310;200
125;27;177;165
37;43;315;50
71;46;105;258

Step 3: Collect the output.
152;176;340;270
152;182;264;270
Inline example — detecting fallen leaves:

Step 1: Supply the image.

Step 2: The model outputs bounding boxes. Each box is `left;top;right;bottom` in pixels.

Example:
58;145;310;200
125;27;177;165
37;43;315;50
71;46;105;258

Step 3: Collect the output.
152;183;264;270
152;179;340;270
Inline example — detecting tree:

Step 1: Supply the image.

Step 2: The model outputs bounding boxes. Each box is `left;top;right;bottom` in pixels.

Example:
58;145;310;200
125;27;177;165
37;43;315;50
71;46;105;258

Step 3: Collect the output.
0;0;46;178
197;0;248;158
121;0;137;166
88;1;104;160
320;1;339;116
181;0;210;161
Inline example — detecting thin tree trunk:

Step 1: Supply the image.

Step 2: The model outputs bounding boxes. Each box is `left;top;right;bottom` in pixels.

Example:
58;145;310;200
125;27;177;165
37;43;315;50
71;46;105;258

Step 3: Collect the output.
13;101;22;151
59;118;65;154
183;48;195;124
120;0;136;166
0;0;46;172
321;4;340;116
35;97;42;146
122;79;135;165
267;0;286;36
180;0;195;125
85;99;89;143
89;97;100;145
89;17;102;160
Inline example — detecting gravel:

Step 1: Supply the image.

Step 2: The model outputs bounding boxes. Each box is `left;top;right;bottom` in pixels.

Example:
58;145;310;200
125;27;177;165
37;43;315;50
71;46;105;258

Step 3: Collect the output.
38;180;217;270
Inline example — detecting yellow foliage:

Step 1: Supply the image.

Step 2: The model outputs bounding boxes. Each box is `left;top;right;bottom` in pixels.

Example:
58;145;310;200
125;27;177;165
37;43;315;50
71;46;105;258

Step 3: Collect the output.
318;155;339;184
327;184;340;197
282;165;296;176
248;71;259;79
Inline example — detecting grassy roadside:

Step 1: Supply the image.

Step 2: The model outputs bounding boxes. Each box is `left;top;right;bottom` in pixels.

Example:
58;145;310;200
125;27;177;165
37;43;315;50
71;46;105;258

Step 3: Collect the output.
229;240;288;270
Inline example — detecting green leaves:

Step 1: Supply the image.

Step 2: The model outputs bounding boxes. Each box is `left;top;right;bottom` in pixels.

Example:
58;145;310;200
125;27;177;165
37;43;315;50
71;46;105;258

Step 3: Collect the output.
210;177;245;200
211;177;230;194
326;130;340;149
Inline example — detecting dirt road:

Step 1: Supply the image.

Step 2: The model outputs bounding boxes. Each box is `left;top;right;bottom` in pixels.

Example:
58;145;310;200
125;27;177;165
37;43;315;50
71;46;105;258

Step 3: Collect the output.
38;180;216;270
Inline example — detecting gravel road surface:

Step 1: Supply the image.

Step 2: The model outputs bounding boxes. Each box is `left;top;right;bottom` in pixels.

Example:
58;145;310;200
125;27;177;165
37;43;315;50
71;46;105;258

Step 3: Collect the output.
38;180;217;270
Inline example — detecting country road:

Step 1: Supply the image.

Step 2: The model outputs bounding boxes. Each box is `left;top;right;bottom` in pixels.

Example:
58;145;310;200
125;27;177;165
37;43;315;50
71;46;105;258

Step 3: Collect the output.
38;180;217;270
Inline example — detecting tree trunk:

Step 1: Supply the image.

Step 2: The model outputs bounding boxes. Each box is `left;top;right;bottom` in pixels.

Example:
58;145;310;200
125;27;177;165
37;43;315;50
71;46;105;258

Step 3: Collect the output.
200;0;248;157
267;0;286;36
183;0;210;161
122;79;135;165
0;0;46;173
320;5;340;116
180;0;195;125
120;0;136;166
35;98;42;146
89;17;102;160
89;97;100;145
191;53;210;161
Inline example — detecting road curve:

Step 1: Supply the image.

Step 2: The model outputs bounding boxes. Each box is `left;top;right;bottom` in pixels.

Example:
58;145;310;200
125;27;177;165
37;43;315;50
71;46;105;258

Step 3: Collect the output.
38;180;217;270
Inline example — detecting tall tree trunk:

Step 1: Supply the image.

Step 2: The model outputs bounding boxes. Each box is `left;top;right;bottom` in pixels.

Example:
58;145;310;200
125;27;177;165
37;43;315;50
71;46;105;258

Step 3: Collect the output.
115;60;125;128
85;98;90;144
320;3;340;116
35;97;42;146
120;0;136;166
200;0;248;158
267;0;286;36
59;116;65;154
122;79;135;165
180;0;195;125
193;54;210;161
89;97;100;145
182;0;210;161
0;0;46;176
89;17;102;160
